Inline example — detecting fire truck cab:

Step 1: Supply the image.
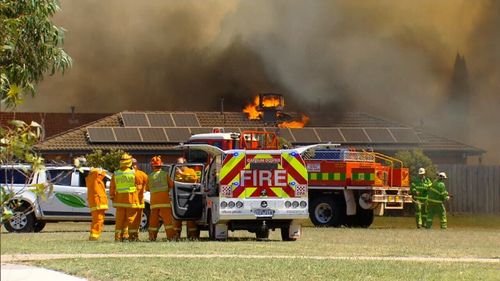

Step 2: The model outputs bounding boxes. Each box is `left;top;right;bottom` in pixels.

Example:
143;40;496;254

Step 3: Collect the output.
170;142;309;241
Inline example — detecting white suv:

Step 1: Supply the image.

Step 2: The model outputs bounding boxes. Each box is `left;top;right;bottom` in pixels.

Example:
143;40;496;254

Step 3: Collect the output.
1;165;154;233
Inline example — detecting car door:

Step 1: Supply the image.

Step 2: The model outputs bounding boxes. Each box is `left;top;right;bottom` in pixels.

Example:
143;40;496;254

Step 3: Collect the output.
39;169;84;218
171;163;205;220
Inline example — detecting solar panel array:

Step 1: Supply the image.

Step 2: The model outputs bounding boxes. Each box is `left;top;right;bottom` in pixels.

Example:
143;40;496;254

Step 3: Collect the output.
121;112;200;127
87;126;421;144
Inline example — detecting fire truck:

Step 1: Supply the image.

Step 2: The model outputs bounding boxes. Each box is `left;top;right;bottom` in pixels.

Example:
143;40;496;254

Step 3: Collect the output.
185;129;412;229
170;134;309;241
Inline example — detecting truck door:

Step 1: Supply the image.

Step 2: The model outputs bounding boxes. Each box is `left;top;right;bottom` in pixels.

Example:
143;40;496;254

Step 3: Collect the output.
171;163;205;220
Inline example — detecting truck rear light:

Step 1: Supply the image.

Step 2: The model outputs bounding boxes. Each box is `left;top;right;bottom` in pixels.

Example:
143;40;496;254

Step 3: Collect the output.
285;201;292;208
220;201;228;208
292;201;299;208
236;201;243;208
300;201;307;208
228;201;235;208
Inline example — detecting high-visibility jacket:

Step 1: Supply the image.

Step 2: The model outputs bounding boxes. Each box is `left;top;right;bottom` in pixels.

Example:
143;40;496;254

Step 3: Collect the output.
85;170;108;211
410;176;432;201
175;166;199;183
147;170;172;209
135;169;148;209
428;180;449;204
110;168;142;208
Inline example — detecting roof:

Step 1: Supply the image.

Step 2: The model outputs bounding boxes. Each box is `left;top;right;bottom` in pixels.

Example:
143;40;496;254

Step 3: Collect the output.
35;111;484;155
0;112;110;139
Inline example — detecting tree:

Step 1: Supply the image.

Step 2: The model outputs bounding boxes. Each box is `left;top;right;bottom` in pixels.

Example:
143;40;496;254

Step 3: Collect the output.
395;150;437;182
0;0;71;223
85;149;126;173
1;0;72;108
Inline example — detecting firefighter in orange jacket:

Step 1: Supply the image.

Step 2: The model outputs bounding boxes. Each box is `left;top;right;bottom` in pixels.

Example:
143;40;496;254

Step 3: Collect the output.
128;158;148;241
86;168;108;241
110;153;140;241
147;156;177;240
173;157;200;239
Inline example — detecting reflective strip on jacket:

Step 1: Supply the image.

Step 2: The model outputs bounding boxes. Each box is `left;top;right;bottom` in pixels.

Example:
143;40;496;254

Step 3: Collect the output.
427;181;448;204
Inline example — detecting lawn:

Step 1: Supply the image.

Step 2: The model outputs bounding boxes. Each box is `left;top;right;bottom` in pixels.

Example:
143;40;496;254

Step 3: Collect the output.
1;215;500;281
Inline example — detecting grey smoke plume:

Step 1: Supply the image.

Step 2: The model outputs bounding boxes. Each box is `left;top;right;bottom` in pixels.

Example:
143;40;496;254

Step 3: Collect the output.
17;0;500;163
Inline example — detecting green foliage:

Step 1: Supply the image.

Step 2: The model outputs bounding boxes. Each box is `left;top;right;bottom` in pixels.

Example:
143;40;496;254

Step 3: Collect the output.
395;150;437;181
85;149;125;173
0;0;72;108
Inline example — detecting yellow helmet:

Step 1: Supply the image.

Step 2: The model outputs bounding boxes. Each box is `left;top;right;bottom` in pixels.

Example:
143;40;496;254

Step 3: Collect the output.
120;153;133;168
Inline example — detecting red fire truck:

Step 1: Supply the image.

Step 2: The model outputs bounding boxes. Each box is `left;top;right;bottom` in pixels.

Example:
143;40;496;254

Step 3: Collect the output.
186;129;412;228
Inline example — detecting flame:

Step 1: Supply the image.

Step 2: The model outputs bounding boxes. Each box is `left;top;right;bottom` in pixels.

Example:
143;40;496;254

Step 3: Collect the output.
278;114;310;128
243;96;261;120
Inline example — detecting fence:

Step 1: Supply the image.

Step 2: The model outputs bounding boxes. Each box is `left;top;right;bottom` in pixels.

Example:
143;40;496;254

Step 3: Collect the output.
437;164;500;214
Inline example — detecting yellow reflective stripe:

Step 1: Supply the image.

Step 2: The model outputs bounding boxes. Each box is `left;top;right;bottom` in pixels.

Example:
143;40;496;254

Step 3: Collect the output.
114;230;123;234
148;227;158;231
90;233;100;238
282;152;308;181
113;203;145;208
230;174;241;191
90;205;109;211
151;203;171;209
271;187;287;198
188;228;198;232
427;198;443;203
165;225;174;230
219;152;245;181
429;187;445;195
128;229;138;233
240;187;256;198
150;186;169;193
310;173;317;180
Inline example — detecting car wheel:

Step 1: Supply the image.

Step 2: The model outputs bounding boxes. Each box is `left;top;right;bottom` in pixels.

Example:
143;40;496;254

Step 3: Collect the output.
4;203;36;233
33;221;46;232
140;205;150;232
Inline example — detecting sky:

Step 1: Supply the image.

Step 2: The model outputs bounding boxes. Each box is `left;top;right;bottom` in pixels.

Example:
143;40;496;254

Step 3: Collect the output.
12;0;500;163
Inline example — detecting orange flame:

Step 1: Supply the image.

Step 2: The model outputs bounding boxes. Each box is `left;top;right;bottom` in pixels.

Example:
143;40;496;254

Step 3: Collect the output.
278;114;310;128
243;96;261;120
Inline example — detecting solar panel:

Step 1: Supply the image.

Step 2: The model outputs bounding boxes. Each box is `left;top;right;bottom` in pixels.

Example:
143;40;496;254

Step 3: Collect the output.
289;128;319;143
171;113;200;127
164;128;192;143
364;128;395;143
189;128;213;135
315;128;345;142
390;128;421;143
147;113;174;127
139;127;168;143
340;128;370;142
113;128;142;142
87;127;116;142
121;113;149;127
276;128;295;142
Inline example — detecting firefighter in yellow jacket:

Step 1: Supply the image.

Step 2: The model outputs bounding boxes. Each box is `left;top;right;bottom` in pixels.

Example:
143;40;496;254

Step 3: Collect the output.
173;157;200;239
86;168;108;241
110;153;141;241
128;158;148;241
147;156;177;240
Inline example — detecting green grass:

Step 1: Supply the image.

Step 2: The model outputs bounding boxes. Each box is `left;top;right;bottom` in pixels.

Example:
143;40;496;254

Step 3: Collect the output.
2;215;500;280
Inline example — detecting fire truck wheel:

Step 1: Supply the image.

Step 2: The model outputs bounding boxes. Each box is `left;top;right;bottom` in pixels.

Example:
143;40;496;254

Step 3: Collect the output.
280;225;297;241
256;228;270;240
309;197;345;227
208;213;216;240
356;208;374;228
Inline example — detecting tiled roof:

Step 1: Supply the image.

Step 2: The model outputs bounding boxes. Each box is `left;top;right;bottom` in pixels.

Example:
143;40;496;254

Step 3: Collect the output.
0;112;110;139
35;111;484;155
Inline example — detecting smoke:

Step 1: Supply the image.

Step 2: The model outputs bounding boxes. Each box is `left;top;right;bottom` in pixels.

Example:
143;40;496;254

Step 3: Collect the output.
16;0;500;163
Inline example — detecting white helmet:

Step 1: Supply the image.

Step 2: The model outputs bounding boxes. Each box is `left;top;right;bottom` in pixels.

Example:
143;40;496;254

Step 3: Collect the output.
438;172;447;179
418;168;426;175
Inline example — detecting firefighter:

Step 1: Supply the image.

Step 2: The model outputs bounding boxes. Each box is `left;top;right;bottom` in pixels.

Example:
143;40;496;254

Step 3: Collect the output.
128;158;148;241
86;168;108;241
147;156;177;241
110;153;140;241
173;157;200;239
410;167;432;228
426;172;449;229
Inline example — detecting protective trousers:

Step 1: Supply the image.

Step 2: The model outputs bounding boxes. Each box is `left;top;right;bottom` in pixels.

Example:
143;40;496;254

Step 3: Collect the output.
173;220;199;239
414;200;427;228
128;208;142;241
148;207;176;240
89;210;105;240
115;207;138;241
426;202;447;229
